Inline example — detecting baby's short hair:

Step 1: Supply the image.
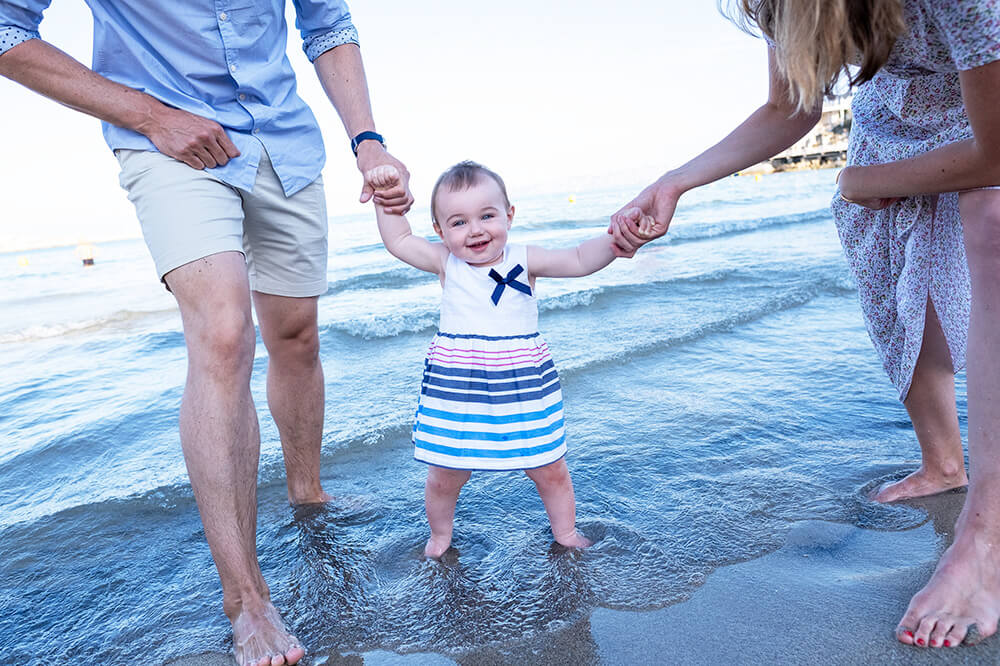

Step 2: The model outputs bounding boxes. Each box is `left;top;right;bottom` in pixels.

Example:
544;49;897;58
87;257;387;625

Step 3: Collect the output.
431;161;511;224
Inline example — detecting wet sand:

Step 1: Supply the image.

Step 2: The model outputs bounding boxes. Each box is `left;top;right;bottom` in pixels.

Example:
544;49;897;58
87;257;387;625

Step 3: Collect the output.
167;489;998;665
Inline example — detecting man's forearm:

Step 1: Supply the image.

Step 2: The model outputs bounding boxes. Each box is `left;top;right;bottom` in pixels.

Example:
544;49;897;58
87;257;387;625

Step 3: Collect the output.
0;38;166;134
312;43;376;139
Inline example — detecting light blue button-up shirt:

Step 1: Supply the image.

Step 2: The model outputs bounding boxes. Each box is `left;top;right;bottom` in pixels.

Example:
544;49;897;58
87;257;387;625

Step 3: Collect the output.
0;0;359;195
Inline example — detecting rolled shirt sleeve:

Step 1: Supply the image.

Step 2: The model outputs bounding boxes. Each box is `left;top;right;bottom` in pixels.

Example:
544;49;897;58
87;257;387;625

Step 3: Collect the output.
0;0;50;56
293;0;359;62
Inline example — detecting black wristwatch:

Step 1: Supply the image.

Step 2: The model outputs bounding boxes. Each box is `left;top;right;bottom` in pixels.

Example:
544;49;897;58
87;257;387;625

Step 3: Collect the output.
351;131;385;156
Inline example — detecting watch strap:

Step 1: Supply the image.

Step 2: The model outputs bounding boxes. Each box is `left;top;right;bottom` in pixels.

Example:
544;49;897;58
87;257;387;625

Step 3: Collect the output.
351;131;385;156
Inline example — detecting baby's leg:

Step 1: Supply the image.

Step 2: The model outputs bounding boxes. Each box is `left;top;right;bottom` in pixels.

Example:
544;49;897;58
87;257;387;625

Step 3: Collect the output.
424;466;471;558
524;458;591;548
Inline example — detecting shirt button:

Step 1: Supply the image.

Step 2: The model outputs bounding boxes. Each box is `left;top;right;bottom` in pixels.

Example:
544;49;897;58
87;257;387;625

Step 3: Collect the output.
219;12;228;21
238;93;246;101
229;64;237;72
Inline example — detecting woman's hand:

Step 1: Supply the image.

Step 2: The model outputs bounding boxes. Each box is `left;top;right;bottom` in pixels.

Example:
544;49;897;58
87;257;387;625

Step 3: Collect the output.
608;177;681;257
837;166;902;210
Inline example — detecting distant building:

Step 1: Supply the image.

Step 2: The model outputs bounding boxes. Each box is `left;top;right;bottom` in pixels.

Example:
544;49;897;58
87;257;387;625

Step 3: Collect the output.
739;92;852;175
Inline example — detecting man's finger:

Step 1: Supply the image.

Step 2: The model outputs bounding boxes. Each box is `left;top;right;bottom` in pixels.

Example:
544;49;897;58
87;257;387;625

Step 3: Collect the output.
195;146;218;169
183;154;207;170
206;139;231;167
360;182;375;204
218;130;241;158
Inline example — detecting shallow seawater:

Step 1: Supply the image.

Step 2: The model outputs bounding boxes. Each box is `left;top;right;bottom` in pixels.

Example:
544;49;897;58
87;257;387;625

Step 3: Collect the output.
0;170;966;663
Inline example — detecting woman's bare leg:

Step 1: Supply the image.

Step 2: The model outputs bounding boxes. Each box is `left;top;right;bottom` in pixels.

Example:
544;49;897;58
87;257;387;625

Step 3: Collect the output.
896;189;1000;648
872;300;967;502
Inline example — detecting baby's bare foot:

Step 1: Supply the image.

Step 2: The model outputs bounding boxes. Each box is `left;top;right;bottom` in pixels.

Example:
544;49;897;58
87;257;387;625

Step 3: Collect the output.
232;602;305;666
870;467;967;503
424;535;452;559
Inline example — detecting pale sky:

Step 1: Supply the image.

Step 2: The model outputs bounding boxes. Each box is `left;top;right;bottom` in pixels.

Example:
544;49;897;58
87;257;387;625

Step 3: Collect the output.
0;1;768;252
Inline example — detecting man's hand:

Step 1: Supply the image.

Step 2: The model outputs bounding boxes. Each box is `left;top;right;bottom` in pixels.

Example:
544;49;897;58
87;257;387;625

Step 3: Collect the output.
356;141;414;214
139;104;240;170
608;177;680;257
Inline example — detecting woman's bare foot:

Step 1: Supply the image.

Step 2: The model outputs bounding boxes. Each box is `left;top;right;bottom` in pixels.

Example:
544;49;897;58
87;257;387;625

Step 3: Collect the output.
896;517;1000;648
232;602;305;666
424;534;452;559
869;465;967;503
555;529;592;549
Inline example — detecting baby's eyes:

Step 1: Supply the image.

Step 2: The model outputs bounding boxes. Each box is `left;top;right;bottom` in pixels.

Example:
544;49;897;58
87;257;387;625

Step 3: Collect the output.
452;219;466;227
482;213;494;220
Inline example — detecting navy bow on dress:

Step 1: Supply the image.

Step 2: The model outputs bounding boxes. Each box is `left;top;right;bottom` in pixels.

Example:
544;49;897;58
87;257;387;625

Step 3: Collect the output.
488;264;532;305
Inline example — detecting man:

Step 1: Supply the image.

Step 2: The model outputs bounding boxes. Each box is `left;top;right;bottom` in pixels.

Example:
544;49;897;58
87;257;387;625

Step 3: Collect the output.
0;2;411;664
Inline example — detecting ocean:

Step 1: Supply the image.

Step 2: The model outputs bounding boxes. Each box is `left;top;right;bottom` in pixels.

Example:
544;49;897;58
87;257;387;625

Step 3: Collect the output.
0;169;965;663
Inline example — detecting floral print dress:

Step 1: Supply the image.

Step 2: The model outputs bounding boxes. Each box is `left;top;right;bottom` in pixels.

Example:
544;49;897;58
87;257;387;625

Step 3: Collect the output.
832;0;1000;400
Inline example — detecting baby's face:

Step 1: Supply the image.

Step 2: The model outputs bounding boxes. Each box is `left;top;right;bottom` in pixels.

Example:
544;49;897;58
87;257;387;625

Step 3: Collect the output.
433;179;513;267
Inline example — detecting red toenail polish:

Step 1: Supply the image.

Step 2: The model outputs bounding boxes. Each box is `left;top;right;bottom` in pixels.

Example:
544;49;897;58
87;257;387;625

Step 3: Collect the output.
917;638;925;645
903;630;913;638
944;640;951;647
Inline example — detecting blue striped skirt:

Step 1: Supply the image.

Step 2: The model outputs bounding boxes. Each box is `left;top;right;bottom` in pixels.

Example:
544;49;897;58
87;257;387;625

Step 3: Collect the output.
413;332;567;471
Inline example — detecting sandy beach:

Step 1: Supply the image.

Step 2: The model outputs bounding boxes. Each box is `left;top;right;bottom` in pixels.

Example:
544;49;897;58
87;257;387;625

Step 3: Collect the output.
165;487;998;666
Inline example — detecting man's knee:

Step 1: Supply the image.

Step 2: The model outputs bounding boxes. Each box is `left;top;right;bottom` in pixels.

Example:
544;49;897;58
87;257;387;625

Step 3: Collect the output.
184;305;256;378
256;295;321;361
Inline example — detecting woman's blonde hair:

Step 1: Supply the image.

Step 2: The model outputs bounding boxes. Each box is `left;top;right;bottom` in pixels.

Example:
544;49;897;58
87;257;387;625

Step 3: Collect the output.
723;0;906;112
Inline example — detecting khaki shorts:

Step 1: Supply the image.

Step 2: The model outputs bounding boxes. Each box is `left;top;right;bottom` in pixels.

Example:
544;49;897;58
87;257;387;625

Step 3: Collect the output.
116;148;328;297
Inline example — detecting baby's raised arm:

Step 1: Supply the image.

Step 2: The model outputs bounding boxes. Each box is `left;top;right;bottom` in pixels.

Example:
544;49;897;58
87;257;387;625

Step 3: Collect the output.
529;210;655;279
368;165;447;276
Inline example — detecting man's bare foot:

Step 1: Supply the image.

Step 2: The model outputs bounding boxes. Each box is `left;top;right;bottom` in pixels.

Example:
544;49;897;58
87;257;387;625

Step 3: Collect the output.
232;602;306;666
555;529;592;549
424;534;451;559
896;521;1000;648
869;466;967;503
288;489;332;505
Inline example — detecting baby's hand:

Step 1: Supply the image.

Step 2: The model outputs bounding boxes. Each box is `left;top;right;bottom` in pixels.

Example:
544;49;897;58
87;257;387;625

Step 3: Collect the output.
621;207;657;240
365;164;401;191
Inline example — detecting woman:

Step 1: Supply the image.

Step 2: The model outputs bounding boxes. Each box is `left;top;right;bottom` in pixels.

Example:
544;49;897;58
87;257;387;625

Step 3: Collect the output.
610;0;1000;649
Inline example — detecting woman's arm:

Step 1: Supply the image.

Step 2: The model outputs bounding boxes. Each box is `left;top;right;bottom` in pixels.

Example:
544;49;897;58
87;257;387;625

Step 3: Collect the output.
838;60;1000;201
609;48;821;255
528;236;617;279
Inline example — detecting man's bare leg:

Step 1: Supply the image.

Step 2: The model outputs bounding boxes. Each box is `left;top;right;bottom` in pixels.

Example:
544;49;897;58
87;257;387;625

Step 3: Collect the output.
872;300;967;502
896;190;1000;648
168;252;304;666
254;292;330;505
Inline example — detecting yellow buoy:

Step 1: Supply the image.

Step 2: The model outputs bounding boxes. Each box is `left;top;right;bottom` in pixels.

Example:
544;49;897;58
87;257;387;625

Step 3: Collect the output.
17;255;29;267
76;243;98;266
568;196;575;204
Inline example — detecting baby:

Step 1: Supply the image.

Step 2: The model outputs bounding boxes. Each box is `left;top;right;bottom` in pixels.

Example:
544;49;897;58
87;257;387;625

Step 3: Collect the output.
369;160;649;557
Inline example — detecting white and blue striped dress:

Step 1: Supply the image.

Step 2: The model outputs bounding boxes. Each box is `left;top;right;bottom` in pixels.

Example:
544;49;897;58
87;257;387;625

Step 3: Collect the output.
413;244;567;471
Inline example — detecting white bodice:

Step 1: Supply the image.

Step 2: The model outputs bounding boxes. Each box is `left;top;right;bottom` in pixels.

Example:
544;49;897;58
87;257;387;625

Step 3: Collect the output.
439;244;538;337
